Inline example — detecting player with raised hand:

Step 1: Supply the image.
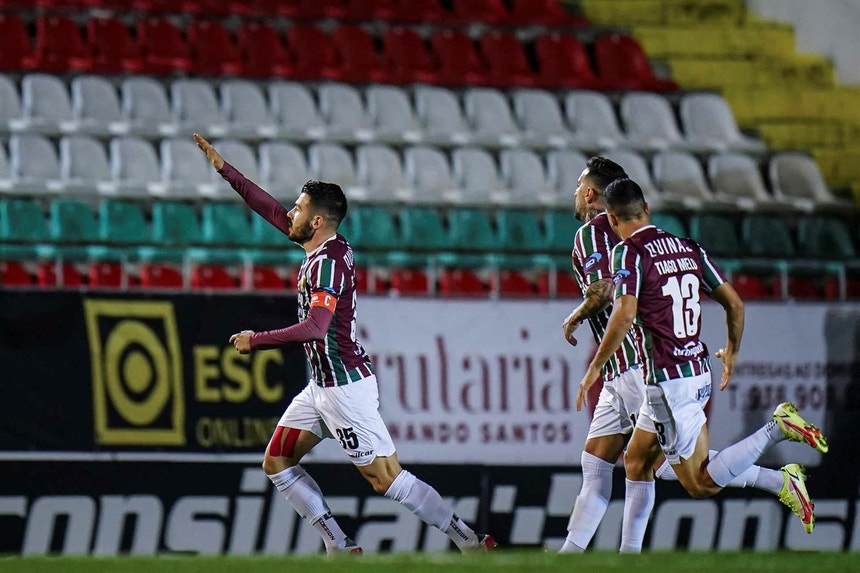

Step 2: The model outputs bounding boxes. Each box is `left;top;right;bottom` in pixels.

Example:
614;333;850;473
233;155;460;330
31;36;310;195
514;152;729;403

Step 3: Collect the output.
193;133;496;554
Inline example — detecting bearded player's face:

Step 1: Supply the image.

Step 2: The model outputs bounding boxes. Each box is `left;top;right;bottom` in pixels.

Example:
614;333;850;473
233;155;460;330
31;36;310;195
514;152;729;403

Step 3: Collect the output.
287;193;318;244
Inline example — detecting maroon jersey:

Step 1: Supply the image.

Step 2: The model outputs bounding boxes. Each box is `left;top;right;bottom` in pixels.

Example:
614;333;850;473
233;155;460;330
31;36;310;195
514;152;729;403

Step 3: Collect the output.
572;212;640;382
610;225;726;385
219;162;373;387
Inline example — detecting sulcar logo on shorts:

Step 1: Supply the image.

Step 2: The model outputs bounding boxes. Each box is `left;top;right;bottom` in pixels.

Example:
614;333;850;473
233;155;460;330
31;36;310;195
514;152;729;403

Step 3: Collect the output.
348;450;375;459
583;252;602;271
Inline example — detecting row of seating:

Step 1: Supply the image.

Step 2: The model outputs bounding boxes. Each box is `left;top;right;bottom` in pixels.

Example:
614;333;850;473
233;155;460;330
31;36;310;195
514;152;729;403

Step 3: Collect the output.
2;0;589;28
0;130;840;212
1;73;753;155
0;13;673;90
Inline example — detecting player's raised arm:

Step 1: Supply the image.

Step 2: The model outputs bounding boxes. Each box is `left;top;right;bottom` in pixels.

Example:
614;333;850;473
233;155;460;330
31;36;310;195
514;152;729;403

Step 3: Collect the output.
193;133;291;236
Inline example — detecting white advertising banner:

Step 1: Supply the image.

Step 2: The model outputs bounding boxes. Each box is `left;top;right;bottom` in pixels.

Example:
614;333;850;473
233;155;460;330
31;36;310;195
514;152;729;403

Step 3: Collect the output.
305;299;856;467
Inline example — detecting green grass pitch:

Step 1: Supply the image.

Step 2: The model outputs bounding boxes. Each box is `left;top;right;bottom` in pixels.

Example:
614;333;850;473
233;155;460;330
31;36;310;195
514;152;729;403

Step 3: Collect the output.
1;551;857;573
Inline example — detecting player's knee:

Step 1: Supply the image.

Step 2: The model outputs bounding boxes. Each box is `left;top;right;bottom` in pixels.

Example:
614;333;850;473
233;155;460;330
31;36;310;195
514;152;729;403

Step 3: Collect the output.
684;480;716;499
623;452;652;480
262;453;293;475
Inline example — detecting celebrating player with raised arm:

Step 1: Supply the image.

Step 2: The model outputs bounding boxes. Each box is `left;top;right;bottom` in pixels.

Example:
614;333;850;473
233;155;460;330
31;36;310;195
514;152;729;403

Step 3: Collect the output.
576;177;828;535
193;134;496;554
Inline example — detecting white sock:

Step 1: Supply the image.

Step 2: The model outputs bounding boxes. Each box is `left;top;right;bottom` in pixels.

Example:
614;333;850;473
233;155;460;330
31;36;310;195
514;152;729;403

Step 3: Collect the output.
385;469;479;550
707;423;781;487
751;467;784;495
619;479;654;553
657;450;764;490
269;466;348;550
560;451;614;552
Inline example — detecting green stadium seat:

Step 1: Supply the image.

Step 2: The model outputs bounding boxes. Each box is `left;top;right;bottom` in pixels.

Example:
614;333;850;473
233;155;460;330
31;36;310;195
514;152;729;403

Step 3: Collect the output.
496;209;545;253
202;203;252;246
797;217;855;259
399;207;450;251
446;208;496;252
144;201;202;262
741;214;795;258
0;199;53;260
52;199;122;261
251;214;291;247
651;212;687;238
543;209;579;255
689;214;742;258
345;205;398;251
99;200;150;245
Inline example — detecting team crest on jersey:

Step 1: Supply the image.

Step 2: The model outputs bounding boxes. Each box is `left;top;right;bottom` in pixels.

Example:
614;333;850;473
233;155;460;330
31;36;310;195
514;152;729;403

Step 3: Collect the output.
583;252;602;271
612;269;630;285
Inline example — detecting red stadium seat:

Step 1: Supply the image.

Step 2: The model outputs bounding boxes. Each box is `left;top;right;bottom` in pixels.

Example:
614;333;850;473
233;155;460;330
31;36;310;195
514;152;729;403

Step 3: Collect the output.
248;0;298;17
382;28;438;84
824;276;860;300
36;261;85;288
134;0;197;14
243;265;287;291
140;263;184;289
32;15;92;74
355;266;387;294
188;21;243;76
431;29;489;87
494;269;535;297
88;261;125;289
0;14;33;72
88;18;142;74
344;0;397;21
509;0;589;27
394;0;451;24
450;0;510;25
537;270;582;298
439;268;487;296
294;0;346;20
731;274;773;300
137;18;191;75
331;25;388;83
191;264;236;290
787;276;820;300
594;33;680;92
480;31;538;88
534;33;609;90
286;24;339;81
237;22;291;78
0;261;33;286
390;268;429;295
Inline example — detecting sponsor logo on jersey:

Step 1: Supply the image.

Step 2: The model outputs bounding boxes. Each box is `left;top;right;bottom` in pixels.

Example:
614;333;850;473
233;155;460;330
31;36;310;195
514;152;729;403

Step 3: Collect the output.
612;269;630;285
583;252;602;271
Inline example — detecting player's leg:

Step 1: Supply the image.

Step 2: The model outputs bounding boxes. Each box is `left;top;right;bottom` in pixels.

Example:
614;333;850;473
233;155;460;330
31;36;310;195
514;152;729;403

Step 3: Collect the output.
560;372;637;553
329;375;495;552
265;384;359;554
621;424;663;553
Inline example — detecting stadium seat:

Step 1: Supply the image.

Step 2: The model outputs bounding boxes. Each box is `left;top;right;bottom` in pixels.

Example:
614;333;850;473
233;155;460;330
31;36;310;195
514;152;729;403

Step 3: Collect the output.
679;93;767;154
87;17;142;74
208;139;259;200
37;261;85;287
512;89;574;148
293;0;346;20
796;217;855;259
268;81;327;141
394;0;451;23
318;83;373;142
446;208;497;252
19;73;74;136
534;33;607;90
0;74;22;133
201;203;251;247
463;88;522;147
161;138;216;198
451;0;509;25
438;268;487;296
0;260;33;286
787;276;821;300
287;24;338;81
259;142;310;200
220;79;276;139
191;264;237;290
136;18;191;75
171;78;226;137
243;265;287;291
354;264;388;294
237;22;291;78
343;0;397;22
650;213;687;238
109;136;162;197
731;273;773;300
51;199;98;245
32;15;91;73
543;209;578;254
496;209;545;253
366;85;422;144
120;77;174;138
414;86;472;146
0;198;51;259
403;145;461;204
769;152;844;211
307;143;362;199
708;152;775;211
0;14;33;72
452;147;510;205
742;214;795;259
398;206;449;251
546;149;588;199
600;148;661;204
9;134;63;194
652;150;716;210
565;91;628;150
345;205;397;251
331;25;387;83
480;31;538;88
537;269;581;298
148;200;202;261
493;269;535;296
382;28;438;85
88;260;126;288
140;262;184;288
355;144;410;202
431;29;489;87
594;33;679;92
509;0;588;27
390;268;430;295
99;200;150;246
688;213;742;259
71;76;124;137
188;21;243;77
620;92;699;153
499;149;556;206
59;135;112;194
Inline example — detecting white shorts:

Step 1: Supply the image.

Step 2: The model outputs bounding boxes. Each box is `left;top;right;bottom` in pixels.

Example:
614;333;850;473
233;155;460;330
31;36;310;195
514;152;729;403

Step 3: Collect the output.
635;372;711;464
278;374;396;466
587;365;646;440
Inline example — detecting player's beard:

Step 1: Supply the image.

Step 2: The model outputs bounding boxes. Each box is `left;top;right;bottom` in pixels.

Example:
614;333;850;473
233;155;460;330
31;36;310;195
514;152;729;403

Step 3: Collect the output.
289;219;314;244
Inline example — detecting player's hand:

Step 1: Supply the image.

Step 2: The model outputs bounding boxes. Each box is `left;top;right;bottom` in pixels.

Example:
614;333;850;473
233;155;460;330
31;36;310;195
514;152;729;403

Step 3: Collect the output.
575;367;601;411
714;347;737;391
562;312;582;346
194;133;225;171
229;330;254;354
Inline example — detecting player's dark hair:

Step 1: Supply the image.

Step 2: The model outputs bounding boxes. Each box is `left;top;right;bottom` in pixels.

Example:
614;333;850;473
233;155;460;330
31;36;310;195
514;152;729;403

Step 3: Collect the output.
586;156;627;192
301;180;348;227
605;177;647;221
